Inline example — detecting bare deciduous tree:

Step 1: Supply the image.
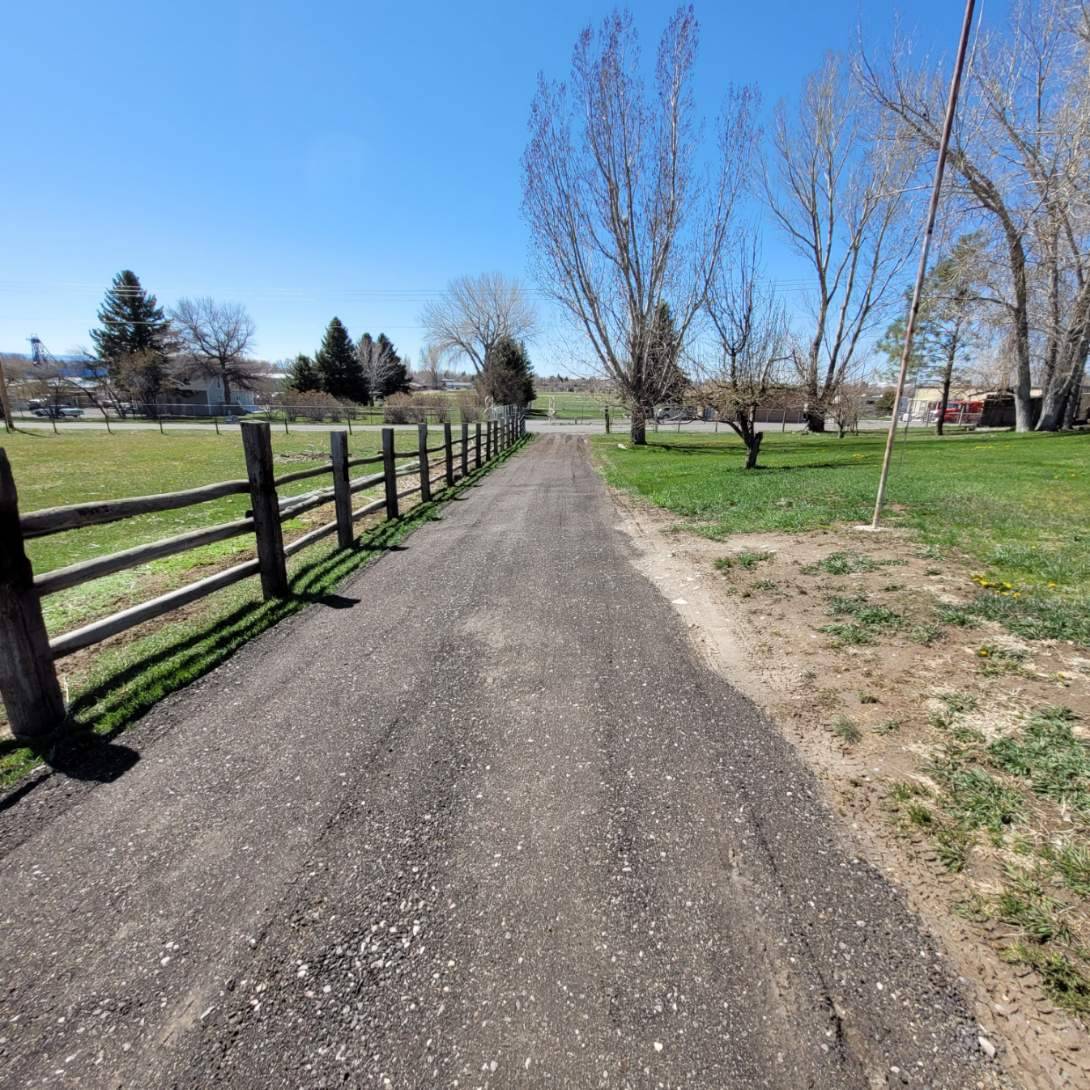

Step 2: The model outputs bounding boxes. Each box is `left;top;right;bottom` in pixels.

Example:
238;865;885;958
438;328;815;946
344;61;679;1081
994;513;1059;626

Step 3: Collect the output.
171;297;258;410
859;0;1090;431
420;273;537;374
357;334;399;406
416;344;443;389
830;380;868;438
699;232;789;468
766;53;911;432
522;7;755;443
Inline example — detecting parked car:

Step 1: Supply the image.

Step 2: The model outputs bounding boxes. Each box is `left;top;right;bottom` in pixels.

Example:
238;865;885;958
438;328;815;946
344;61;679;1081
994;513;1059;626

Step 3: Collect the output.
31;405;84;419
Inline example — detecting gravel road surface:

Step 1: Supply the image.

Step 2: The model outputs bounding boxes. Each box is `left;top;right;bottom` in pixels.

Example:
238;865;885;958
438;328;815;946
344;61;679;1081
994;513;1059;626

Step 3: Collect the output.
0;435;993;1089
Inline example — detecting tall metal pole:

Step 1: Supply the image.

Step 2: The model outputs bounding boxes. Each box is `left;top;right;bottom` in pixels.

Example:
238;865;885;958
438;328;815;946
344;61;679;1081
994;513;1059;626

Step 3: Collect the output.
871;0;976;529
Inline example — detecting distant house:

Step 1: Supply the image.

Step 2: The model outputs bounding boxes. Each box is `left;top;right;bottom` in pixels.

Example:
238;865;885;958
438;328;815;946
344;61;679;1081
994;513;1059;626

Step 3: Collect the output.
159;374;261;416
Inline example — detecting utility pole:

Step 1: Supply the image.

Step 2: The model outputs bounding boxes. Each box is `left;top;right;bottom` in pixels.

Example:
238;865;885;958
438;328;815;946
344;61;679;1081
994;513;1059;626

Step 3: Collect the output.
871;0;976;529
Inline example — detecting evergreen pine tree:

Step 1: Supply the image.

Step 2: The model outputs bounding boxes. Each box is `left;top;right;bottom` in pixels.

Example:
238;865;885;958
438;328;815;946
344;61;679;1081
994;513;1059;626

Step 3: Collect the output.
314;318;367;402
90;270;174;378
648;302;687;404
287;353;320;393
376;334;411;398
479;336;536;406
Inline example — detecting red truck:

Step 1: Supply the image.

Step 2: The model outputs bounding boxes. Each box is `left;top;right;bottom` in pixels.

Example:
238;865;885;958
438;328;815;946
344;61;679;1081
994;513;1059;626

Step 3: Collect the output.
928;399;984;424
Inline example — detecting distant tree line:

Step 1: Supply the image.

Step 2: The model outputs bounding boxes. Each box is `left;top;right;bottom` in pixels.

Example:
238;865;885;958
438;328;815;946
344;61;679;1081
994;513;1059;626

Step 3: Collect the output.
28;267;538;418
286;318;410;405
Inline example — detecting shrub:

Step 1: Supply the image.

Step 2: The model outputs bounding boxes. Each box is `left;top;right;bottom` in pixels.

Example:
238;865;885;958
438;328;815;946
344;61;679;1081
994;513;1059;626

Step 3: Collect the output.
458;390;487;422
383;392;416;423
280;389;348;421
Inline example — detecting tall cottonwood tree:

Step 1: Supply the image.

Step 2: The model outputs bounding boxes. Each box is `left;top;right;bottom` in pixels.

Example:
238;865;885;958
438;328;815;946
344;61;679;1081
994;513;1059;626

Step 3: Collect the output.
522;7;754;443
765;54;911;432
860;0;1090;431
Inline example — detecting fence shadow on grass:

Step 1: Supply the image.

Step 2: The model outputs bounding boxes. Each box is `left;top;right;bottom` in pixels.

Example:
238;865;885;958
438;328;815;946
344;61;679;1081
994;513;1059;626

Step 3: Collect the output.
0;435;532;797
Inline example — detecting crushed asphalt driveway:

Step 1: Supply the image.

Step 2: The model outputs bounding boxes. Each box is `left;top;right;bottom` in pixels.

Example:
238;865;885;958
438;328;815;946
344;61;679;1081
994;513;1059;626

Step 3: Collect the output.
0;435;998;1089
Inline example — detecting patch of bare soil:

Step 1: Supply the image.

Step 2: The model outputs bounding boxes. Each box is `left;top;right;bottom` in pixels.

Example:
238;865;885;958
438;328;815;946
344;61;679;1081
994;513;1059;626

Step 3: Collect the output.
613;489;1090;1090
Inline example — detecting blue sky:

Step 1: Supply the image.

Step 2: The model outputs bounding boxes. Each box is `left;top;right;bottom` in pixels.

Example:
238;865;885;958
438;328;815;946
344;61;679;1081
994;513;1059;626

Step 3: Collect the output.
0;0;970;371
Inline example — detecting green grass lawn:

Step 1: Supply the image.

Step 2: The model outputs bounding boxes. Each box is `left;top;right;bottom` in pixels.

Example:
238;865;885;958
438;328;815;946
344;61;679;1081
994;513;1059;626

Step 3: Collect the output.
2;427;422;635
594;429;1090;644
0;429;530;785
3;427;403;567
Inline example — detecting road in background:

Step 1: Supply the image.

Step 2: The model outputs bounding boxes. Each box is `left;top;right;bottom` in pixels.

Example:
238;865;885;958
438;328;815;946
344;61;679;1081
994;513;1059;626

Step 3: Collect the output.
9;414;902;436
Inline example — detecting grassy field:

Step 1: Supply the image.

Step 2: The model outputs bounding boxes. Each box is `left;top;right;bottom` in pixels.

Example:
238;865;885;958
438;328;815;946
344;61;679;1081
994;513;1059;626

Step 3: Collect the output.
529;391;623;420
594;429;1090;645
3;427;412;633
0;427;527;785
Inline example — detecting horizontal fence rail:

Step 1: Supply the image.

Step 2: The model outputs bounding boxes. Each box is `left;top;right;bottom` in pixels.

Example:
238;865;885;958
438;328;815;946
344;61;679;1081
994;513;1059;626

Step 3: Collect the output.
0;410;527;740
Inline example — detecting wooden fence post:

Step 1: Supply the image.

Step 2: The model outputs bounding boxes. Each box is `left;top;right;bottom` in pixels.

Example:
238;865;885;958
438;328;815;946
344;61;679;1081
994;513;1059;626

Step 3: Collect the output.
417;422;431;503
460;422;469;478
0;449;67;739
330;429;353;549
444;422;454;487
241;422;288;598
475;422;482;468
382;427;399;520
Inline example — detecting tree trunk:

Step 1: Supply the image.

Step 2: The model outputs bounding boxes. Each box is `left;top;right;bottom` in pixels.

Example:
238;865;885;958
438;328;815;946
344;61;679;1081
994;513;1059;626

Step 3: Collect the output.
630;403;647;445
936;357;954;437
220;364;233;412
1037;326;1089;431
1061;358;1085;428
745;430;764;468
804;408;825;433
999;222;1035;432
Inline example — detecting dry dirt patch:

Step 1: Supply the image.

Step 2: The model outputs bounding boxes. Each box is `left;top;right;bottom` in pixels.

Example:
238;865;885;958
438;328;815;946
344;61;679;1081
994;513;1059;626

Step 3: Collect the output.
613;489;1090;1090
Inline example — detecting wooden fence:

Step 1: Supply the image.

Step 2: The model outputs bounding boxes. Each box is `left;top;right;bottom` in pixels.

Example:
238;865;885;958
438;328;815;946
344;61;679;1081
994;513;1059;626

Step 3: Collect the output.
0;411;527;740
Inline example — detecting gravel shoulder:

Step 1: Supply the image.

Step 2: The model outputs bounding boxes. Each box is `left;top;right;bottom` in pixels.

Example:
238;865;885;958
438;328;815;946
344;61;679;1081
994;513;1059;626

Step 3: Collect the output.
0;435;998;1089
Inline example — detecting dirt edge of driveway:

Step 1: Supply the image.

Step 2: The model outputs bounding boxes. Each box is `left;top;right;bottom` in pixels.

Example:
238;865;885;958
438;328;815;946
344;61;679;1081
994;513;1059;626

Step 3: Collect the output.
610;488;1090;1090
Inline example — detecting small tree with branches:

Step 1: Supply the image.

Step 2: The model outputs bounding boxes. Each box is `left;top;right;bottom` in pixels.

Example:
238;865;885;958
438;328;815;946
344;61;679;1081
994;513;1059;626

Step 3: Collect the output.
700;233;789;468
